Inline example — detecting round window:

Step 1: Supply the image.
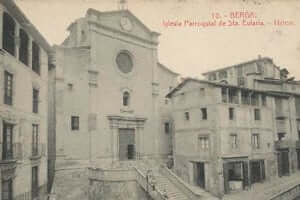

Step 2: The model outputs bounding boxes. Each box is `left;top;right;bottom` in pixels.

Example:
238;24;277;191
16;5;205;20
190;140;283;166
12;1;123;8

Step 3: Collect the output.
116;52;133;74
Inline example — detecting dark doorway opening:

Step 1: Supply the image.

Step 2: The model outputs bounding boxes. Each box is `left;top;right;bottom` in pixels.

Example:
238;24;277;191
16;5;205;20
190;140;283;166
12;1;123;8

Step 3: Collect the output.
278;149;290;177
32;166;39;199
2;179;13;200
119;128;135;161
193;162;205;189
223;161;249;194
250;160;265;184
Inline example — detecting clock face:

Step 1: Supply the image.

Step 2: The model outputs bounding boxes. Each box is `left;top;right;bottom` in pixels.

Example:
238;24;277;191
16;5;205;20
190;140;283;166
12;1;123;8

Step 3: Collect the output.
120;17;133;31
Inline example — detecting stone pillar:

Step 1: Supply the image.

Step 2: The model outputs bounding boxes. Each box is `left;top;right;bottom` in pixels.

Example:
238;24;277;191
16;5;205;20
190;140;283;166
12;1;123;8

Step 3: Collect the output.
136;127;144;159
14;23;20;59
238;90;242;104
110;126;119;162
28;37;32;68
0;6;4;49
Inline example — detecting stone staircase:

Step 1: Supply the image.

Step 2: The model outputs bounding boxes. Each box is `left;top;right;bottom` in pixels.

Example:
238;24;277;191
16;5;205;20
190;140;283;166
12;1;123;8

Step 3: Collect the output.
155;174;189;200
134;160;190;200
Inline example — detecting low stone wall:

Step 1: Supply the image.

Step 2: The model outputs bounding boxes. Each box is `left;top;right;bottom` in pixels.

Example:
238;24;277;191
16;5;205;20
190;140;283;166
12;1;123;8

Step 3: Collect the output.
89;180;150;200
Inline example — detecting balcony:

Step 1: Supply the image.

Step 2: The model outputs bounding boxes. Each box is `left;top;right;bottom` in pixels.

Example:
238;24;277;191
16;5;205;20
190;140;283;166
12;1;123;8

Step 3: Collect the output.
0;143;22;173
296;140;300;149
276;110;288;119
274;140;293;150
276;119;286;133
30;143;46;160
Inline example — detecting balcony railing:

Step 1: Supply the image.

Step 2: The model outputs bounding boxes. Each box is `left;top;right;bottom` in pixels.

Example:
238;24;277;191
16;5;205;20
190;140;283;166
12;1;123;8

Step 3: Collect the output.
274;140;293;150
276;119;286;133
0;143;22;161
276;110;288;119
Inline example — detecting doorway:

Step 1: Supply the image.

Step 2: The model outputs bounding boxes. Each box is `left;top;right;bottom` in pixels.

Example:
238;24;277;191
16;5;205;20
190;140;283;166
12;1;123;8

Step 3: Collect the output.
32;166;39;199
278;149;290;177
119;128;135;160
193;162;205;189
2;179;13;200
250;160;265;184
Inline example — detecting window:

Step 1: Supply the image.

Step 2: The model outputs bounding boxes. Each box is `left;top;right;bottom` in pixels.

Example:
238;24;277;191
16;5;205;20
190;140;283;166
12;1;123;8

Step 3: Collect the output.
32;41;40;74
278;132;286;141
199;88;205;96
123;91;130;106
201;108;207;120
229;107;235;120
116;51;133;74
222;87;228;103
4;71;13;105
33;88;39;113
254;109;261;120
184;112;190;121
241;90;250;105
209;73;216;81
252;134;260;149
2;122;13;160
32;124;39;156
230;134;238;149
261;95;267;106
229;88;238;104
19;29;29;66
219;70;228;79
251;93;259;106
71;116;79;130
2;179;13;200
3;12;16;56
164;122;170;134
198;136;209;150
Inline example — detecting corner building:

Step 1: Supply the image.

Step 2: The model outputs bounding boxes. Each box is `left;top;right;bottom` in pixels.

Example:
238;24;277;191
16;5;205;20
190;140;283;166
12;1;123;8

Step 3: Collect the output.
167;56;300;197
0;0;52;199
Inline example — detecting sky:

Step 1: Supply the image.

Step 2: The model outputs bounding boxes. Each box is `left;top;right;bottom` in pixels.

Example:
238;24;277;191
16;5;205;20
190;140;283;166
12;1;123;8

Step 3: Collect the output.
15;0;300;78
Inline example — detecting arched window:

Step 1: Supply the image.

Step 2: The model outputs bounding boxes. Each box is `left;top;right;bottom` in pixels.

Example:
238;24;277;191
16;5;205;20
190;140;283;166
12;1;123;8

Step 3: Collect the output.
19;29;29;65
123;91;130;106
3;12;16;56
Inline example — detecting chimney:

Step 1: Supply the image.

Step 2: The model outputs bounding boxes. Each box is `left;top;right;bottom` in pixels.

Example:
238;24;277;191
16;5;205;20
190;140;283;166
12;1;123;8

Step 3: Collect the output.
258;54;262;59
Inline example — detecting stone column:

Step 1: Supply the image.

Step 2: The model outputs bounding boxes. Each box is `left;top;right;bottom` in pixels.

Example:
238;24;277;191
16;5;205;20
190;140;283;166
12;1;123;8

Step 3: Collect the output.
0;6;4;49
28;37;32;68
14;23;20;59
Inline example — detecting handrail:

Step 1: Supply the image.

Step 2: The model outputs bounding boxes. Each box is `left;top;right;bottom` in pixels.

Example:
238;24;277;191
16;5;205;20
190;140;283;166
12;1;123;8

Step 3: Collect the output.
159;166;202;200
133;167;166;200
269;182;300;200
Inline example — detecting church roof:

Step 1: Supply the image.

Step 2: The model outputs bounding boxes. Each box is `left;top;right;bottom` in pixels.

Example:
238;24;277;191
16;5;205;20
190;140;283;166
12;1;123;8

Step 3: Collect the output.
158;62;179;76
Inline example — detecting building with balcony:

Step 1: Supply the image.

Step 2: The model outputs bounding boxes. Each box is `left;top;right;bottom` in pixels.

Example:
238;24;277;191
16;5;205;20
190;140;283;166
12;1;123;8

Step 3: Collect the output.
0;0;52;199
166;56;300;198
48;8;179;167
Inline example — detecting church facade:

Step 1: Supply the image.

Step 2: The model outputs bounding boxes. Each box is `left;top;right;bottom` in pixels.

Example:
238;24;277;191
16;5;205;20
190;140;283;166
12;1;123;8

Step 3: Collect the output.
49;8;179;166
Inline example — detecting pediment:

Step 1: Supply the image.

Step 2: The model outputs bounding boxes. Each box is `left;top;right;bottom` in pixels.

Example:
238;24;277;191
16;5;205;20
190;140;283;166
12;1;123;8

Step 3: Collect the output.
86;9;159;43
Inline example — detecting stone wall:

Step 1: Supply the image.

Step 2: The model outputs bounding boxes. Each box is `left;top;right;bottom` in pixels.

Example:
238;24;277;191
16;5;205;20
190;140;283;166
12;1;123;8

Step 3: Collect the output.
89;180;150;200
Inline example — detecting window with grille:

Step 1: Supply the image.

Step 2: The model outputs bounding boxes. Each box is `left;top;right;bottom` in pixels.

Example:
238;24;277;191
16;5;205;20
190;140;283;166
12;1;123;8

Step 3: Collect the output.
33;88;39;113
32;124;39;156
4;71;13;105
